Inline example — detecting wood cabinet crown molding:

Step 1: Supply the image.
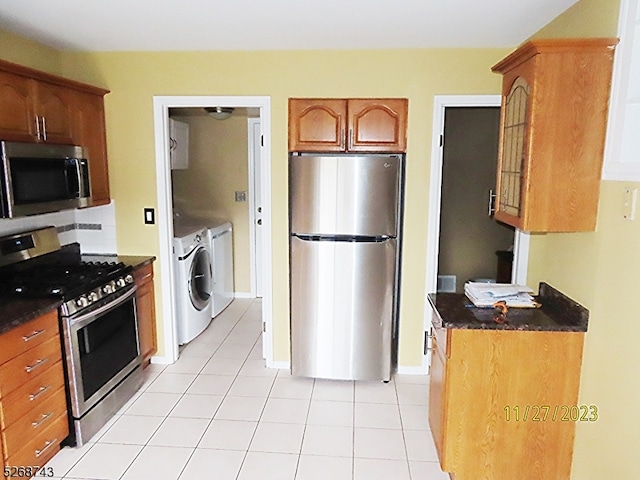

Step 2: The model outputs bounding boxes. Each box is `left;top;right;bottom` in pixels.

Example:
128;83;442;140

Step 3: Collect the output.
0;58;109;96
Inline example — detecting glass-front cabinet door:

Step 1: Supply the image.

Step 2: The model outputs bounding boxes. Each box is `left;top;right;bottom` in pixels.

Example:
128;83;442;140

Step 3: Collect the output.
497;76;530;221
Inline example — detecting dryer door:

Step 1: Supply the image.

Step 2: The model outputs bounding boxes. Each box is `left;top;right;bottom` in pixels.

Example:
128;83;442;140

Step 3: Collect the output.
188;246;212;311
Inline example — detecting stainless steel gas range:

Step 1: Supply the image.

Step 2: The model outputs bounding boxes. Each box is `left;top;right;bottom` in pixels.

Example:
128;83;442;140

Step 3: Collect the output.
0;226;143;446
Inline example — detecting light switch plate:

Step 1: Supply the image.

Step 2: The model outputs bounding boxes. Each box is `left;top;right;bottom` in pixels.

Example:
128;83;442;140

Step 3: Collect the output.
144;208;155;224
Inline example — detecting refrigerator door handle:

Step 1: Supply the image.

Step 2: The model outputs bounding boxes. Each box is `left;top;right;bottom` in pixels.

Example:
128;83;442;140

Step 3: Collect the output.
291;233;393;243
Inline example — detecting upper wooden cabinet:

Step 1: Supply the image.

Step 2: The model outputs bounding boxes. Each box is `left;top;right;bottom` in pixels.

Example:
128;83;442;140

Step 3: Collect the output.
289;98;408;153
71;90;111;205
0;59;111;205
0;70;74;144
491;38;617;232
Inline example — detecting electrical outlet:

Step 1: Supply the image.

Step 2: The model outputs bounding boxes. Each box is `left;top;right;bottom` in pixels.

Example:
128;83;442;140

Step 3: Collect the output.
623;188;637;221
235;191;247;202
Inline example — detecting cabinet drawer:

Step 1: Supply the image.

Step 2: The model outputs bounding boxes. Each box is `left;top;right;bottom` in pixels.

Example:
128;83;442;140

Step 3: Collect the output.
0;361;66;430
0;311;58;365
4;413;67;471
0;337;62;398
2;389;67;459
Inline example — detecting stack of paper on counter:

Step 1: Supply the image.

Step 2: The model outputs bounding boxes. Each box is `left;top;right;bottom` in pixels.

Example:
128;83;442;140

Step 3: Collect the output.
464;282;537;308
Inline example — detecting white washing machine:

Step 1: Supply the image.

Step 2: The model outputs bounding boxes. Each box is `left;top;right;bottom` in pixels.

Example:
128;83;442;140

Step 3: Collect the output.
209;222;234;317
173;226;213;344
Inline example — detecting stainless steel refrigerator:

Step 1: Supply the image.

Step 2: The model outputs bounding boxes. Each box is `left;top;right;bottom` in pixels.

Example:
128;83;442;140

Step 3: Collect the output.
289;152;404;381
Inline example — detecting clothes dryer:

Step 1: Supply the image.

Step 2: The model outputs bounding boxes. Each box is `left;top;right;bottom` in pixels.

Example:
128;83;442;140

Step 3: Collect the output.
209;222;234;317
173;226;213;344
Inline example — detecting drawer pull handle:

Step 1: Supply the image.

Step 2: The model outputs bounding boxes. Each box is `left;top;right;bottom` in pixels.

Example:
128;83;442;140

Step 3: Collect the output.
31;412;53;428
22;329;46;342
35;438;57;458
25;357;49;373
29;385;52;401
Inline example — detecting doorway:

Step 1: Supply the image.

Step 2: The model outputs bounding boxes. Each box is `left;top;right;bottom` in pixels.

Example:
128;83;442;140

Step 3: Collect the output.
152;96;273;366
423;95;530;371
437;106;515;292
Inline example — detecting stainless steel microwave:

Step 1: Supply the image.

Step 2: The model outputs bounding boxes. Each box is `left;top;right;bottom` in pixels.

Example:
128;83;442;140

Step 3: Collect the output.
0;141;92;218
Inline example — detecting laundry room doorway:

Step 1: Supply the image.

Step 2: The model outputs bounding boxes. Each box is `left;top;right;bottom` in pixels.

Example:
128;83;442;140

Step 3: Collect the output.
152;96;273;366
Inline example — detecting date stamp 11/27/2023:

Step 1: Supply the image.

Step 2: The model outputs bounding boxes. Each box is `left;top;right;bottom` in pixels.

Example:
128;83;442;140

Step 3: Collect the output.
504;405;598;422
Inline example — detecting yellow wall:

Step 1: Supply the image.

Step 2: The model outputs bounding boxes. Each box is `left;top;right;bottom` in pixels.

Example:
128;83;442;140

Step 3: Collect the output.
528;0;640;478
58;48;510;365
171;113;252;293
0;27;63;74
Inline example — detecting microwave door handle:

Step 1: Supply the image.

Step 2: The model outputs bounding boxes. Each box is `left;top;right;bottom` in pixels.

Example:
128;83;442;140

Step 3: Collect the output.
77;159;90;198
65;159;82;197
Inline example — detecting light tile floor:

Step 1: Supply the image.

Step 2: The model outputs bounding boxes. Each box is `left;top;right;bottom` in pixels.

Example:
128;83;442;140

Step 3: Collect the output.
45;298;450;480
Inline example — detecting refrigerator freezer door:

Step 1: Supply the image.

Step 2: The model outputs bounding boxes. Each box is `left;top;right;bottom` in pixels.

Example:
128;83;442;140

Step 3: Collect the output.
290;235;397;381
289;154;401;237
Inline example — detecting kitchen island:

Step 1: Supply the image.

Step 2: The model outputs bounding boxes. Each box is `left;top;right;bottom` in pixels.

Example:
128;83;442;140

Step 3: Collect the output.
428;283;588;480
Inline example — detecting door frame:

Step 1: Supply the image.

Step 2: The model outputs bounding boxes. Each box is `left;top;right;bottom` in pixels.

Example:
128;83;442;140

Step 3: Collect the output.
247;117;262;299
152;96;274;366
423;95;530;369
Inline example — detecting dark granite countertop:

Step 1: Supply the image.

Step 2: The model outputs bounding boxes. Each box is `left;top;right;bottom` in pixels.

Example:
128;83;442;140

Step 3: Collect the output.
0;297;62;335
428;282;588;332
82;253;156;270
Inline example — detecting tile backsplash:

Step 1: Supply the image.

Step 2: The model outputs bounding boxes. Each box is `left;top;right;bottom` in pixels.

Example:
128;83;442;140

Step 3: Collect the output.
0;201;118;254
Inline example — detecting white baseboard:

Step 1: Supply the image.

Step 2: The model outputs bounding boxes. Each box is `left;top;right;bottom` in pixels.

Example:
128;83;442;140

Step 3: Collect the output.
234;292;255;299
267;360;290;370
150;355;174;365
397;364;429;375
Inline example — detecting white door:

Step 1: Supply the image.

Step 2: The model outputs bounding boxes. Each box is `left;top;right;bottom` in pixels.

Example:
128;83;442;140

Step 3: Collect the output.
249;118;263;298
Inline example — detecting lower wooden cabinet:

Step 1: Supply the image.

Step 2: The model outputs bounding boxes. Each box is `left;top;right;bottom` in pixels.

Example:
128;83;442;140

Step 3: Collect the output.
134;262;157;367
429;320;585;480
0;310;68;478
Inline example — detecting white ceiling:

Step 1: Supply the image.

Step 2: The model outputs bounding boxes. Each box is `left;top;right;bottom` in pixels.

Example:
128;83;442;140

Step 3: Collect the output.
0;0;578;52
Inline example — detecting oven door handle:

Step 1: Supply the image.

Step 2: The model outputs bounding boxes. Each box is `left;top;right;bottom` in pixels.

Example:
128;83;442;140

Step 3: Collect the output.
69;285;137;329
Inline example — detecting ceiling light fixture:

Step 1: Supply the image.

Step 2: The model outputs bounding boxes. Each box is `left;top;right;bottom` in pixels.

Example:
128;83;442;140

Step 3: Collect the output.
205;107;234;120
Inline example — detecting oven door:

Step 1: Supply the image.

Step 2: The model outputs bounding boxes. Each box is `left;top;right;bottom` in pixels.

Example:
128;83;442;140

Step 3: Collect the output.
62;285;141;418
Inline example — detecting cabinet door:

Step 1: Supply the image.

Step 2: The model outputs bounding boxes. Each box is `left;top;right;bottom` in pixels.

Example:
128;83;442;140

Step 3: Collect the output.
134;264;157;367
0;71;36;141
348;99;408;153
71;91;110;204
289;99;347;152
428;327;448;469
494;75;531;229
35;82;74;144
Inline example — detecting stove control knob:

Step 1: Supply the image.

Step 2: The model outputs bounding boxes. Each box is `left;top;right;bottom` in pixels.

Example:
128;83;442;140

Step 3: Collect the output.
76;296;89;308
88;292;99;303
125;274;134;284
102;283;115;295
116;278;126;288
